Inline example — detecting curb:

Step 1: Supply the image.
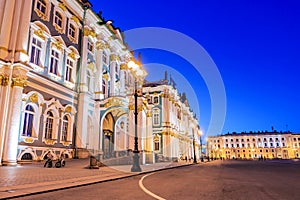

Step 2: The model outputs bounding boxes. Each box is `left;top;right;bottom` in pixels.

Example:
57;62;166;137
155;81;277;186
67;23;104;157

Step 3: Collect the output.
2;163;195;199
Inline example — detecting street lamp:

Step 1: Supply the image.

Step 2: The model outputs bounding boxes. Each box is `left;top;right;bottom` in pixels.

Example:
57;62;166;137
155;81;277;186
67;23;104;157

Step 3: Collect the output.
192;134;197;164
198;130;203;162
127;59;147;172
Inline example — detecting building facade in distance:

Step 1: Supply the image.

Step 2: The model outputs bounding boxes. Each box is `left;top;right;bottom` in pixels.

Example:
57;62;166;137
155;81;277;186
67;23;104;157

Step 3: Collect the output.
207;131;300;160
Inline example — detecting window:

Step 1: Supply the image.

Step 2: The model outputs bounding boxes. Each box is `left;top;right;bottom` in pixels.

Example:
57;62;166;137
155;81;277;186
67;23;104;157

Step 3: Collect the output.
270;143;273;147
22;105;34;137
276;143;279;147
247;139;249;142
237;144;239;148
45;111;54;139
231;144;234;147
236;139;239;142
253;138;255;142
294;138;297;141
61;115;69;141
242;144;245;147
241;139;244;142
226;144;228;147
283;143;285;147
154;136;160;151
65;58;73;82
49;49;59;75
225;139;228;142
153;109;160;125
264;143;268;147
30;37;42;66
231;139;233;142
102;79;107;96
54;11;63;28
36;0;46;14
103;51;108;65
88;40;94;52
87;70;93;92
258;138;261;142
68;24;76;40
153;96;159;104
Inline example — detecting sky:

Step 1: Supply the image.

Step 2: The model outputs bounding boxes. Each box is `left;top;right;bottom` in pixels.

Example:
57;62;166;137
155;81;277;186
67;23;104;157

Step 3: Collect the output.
89;0;300;136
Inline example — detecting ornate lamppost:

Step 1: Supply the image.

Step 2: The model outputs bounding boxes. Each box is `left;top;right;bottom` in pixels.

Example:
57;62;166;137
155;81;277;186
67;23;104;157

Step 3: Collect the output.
127;60;147;172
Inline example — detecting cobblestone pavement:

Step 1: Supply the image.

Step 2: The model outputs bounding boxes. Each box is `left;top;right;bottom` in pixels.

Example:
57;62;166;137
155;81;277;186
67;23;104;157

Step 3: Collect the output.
0;158;193;199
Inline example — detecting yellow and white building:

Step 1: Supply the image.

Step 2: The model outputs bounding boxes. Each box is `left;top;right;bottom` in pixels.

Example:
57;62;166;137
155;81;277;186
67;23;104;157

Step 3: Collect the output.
207;132;300;160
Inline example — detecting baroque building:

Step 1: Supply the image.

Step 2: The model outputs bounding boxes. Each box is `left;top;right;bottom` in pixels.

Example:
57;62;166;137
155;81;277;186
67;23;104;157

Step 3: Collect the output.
143;73;201;162
207;131;300;160
0;0;201;166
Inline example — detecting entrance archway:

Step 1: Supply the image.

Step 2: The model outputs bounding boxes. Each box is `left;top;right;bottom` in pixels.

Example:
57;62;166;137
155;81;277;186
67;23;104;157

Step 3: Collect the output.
103;112;114;159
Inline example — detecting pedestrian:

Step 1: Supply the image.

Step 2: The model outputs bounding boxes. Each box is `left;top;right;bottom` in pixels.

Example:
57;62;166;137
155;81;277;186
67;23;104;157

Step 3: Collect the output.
44;151;53;168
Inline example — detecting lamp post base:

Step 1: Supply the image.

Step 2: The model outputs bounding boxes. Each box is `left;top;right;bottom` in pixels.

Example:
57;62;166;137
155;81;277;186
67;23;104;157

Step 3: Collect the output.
131;152;142;172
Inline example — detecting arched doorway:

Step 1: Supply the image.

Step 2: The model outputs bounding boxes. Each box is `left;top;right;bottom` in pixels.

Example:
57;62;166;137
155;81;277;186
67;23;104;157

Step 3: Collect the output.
102;112;114;158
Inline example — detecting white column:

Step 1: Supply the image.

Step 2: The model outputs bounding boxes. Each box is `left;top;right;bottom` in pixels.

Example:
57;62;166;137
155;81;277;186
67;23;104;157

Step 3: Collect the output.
120;68;126;96
2;67;27;165
79;29;89;92
0;0;16;60
109;54;117;96
14;0;32;63
94;42;104;99
0;66;12;165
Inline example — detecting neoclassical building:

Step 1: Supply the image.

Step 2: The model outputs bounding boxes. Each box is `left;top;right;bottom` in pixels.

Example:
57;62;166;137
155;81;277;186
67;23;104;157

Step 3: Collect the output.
207;131;300;160
0;0;200;166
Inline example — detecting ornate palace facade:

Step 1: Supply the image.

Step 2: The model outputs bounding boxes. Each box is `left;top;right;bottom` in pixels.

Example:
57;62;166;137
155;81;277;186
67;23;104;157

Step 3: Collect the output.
0;0;200;166
207;132;300;160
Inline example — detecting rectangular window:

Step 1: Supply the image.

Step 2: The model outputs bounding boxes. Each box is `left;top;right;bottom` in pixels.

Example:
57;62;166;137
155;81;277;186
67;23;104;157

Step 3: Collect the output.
54;12;63;28
45;118;53;139
30;37;42;65
88;41;94;52
62;121;68;141
37;0;46;14
65;59;73;82
68;24;76;39
154;141;159;151
50;50;59;75
153;113;159;125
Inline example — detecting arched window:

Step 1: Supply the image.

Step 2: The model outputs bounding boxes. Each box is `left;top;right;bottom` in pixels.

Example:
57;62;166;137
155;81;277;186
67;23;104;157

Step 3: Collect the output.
45;111;54;139
61;115;69;141
22;105;35;137
54;11;63;28
36;0;46;14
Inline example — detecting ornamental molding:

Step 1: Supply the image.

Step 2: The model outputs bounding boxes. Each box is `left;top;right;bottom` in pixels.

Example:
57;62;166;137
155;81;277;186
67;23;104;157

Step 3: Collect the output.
110;54;119;62
0;75;9;86
71;15;80;24
104;98;125;108
120;64;127;70
44;139;57;145
58;3;67;11
12;77;27;88
29;93;39;103
96;41;106;50
34;29;46;40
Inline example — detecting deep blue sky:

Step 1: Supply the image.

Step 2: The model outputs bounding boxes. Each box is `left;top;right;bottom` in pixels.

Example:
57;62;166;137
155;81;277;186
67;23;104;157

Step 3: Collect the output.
89;0;300;136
